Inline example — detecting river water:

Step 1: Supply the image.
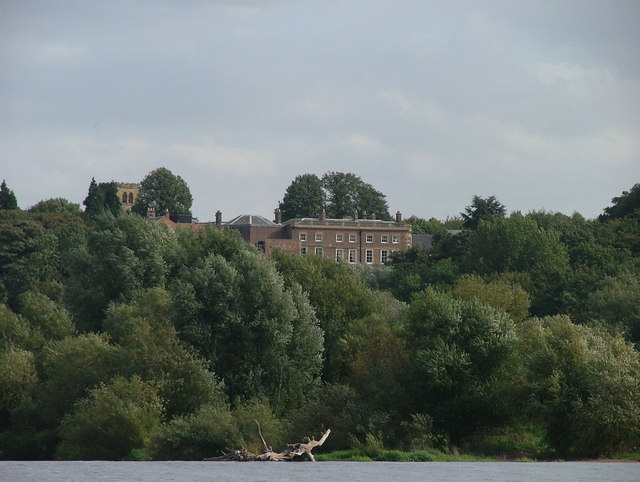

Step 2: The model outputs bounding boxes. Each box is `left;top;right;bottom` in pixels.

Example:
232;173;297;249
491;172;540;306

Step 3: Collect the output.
0;461;638;482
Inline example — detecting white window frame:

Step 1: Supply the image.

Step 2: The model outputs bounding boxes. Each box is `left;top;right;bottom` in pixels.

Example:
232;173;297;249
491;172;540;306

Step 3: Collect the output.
300;246;307;255
315;233;323;242
348;249;357;264
381;235;388;244
392;235;399;244
336;234;344;243
335;248;344;261
349;234;357;243
365;249;373;264
299;233;307;241
365;234;373;243
381;249;388;264
315;246;323;256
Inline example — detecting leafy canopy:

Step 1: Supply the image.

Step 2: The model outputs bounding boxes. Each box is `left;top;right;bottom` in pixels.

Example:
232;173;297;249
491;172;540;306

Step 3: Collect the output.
132;167;193;217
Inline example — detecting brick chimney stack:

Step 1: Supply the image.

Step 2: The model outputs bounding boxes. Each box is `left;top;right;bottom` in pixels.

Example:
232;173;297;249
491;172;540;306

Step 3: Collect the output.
274;208;282;224
396;211;402;222
319;208;327;221
215;210;222;228
147;207;156;218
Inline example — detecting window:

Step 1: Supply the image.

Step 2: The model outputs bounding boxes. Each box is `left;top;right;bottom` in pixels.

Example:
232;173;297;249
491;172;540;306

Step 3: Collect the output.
299;233;307;241
315;233;323;242
348;249;357;264
392;235;399;244
300;247;307;255
365;234;373;243
122;192;128;203
315;247;323;256
336;234;344;243
381;235;388;243
335;249;344;261
381;250;388;264
128;192;134;204
349;234;357;243
366;249;373;264
257;241;264;251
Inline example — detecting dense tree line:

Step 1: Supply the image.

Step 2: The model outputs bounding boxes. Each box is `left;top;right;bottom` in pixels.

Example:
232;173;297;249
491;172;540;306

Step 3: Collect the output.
0;178;638;460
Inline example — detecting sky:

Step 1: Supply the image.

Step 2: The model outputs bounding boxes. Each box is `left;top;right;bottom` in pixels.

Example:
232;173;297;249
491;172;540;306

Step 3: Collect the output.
1;0;639;222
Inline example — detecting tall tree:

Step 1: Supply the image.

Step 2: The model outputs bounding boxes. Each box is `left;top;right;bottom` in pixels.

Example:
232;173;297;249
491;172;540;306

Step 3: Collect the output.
132;167;192;217
278;174;324;221
82;178;104;218
461;195;506;230
0;180;18;210
98;182;122;216
322;172;390;220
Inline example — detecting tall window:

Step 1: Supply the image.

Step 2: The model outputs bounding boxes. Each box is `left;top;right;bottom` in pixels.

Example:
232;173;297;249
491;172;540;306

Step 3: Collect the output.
366;249;373;264
300;246;308;255
381;235;388;243
336;249;344;261
315;246;323;256
348;249;357;264
381;250;388;264
392;235;399;244
349;234;357;243
299;233;307;241
365;234;373;243
315;233;323;242
128;192;134;204
336;234;344;243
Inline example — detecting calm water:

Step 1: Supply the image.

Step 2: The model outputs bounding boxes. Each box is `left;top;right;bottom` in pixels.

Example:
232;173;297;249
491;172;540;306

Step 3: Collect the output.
1;461;638;482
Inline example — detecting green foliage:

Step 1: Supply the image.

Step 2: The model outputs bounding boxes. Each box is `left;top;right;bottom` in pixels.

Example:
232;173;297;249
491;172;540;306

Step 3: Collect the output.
82;178;104;218
98;182;122;216
599;183;640;221
18;292;74;342
132;167;193;216
278;173;324;221
451;274;531;323
0;345;38;411
518;316;640;458
272;249;382;382
404;288;517;443
66;213;169;331
57;376;163;460
28;198;82;215
149;403;237;460
0;180;18;210
461;195;506;230
321;171;390;220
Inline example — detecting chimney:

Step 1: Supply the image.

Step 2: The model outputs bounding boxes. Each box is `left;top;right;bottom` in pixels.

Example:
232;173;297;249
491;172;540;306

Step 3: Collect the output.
396;211;402;222
319;207;327;221
164;208;170;218
215;210;222;227
371;213;376;220
274;208;282;224
352;210;358;220
147;207;156;218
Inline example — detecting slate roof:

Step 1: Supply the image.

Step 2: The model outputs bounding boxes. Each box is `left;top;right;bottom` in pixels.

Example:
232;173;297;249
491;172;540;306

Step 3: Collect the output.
225;214;277;226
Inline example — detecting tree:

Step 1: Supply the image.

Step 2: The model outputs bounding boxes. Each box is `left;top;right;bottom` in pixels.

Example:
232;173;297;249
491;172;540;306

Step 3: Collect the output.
28;198;82;215
82;178;104;218
322;172;390;220
98;182;122;216
278;174;324;221
461;195;506;230
57;376;163;460
403;288;517;444
132;167;192;217
0;180;18;210
517;315;640;457
599;183;640;221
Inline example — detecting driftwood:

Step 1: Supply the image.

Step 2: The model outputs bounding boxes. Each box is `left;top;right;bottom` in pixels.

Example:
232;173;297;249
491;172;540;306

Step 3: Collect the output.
204;421;331;462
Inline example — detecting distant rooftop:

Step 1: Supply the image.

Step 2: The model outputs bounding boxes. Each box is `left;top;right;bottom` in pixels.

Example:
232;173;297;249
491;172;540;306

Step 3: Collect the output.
225;214;277;226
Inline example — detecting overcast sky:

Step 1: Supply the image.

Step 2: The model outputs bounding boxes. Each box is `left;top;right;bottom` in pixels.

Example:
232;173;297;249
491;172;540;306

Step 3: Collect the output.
1;0;638;222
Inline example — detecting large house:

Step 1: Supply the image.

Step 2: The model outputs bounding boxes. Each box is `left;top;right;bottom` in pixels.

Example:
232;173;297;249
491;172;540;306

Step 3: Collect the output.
224;209;412;265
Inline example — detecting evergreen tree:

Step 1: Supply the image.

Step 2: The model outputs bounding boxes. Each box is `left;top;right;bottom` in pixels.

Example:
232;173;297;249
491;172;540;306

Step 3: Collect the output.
82;178;105;218
98;182;122;217
461;195;506;230
0;180;18;210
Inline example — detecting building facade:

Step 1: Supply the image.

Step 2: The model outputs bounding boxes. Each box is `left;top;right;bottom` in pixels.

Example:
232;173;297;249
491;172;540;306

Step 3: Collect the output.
117;183;140;212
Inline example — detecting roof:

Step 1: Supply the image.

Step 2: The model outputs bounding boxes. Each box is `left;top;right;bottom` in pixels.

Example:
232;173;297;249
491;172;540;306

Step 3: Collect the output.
282;217;409;229
225;214;278;227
